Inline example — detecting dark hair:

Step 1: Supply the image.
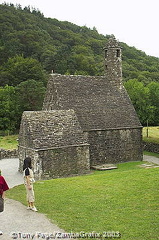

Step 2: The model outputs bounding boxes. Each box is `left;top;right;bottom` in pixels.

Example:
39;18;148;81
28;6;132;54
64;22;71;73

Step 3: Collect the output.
23;157;32;171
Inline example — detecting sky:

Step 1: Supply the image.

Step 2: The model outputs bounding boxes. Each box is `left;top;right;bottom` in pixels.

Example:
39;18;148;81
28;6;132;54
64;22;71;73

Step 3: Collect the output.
1;0;159;57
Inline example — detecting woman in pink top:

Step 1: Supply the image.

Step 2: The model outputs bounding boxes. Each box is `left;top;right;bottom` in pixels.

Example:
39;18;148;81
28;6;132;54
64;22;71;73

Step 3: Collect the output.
0;169;9;235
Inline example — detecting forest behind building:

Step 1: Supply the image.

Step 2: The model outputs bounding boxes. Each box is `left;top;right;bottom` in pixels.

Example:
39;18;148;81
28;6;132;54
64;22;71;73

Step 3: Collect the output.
1;3;159;133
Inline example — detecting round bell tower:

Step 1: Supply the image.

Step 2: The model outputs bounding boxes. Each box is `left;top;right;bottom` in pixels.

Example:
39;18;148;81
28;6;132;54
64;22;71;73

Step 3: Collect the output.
104;35;122;88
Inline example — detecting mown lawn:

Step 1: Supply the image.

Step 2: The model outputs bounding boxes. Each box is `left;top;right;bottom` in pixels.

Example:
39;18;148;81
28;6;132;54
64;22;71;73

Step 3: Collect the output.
0;135;18;149
143;126;159;144
7;161;159;240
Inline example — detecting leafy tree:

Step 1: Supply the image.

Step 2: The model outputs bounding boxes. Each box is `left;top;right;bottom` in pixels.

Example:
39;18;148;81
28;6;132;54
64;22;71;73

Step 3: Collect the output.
124;79;155;125
147;82;159;125
0;85;19;133
67;45;98;75
0;55;47;86
15;79;46;112
0;80;46;133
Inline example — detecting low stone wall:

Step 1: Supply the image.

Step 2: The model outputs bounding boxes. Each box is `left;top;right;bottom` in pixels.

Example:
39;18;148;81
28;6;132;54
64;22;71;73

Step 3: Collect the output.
39;145;90;179
0;148;18;160
87;128;143;166
143;141;159;154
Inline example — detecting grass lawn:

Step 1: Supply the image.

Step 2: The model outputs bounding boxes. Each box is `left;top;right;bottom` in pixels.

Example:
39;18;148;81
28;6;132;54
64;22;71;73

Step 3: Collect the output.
144;151;159;158
7;161;159;240
143;126;159;144
0;135;18;149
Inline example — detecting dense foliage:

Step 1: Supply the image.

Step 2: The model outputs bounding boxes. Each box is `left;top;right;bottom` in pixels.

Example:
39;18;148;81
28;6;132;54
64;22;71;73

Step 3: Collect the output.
1;3;159;133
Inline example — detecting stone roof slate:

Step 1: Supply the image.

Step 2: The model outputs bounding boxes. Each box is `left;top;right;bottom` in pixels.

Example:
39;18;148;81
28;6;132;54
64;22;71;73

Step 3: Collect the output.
19;110;88;149
43;74;142;130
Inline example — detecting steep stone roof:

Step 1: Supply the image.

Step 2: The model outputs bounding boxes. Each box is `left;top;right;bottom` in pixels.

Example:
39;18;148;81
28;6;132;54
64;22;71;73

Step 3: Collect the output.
43;74;142;131
19;110;88;149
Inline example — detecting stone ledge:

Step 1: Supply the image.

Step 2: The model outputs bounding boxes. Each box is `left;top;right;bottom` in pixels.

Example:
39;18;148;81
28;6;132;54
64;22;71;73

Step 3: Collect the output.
139;162;159;169
91;164;117;170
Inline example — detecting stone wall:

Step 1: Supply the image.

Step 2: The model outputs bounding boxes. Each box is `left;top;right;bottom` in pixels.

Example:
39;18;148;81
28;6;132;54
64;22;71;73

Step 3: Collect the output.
87;128;143;166
143;141;159;154
37;145;90;179
18;37;143;177
0;148;18;160
18;110;90;179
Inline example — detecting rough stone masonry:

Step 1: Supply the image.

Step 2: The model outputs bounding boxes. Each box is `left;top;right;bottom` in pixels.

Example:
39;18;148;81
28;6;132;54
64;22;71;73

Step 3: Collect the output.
18;36;143;179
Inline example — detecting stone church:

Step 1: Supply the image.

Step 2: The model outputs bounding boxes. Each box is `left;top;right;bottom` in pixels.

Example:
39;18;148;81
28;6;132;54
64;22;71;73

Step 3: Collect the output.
18;36;143;179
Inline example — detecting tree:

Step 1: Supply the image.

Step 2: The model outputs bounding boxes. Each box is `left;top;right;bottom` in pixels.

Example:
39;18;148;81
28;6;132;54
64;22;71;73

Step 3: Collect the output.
0;81;46;133
0;85;19;134
15;79;46;112
147;81;159;125
124;79;155;125
68;45;98;75
0;55;47;87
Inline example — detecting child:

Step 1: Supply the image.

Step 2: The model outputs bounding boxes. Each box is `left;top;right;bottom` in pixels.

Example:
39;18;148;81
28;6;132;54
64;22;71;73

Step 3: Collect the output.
0;169;9;235
23;157;37;212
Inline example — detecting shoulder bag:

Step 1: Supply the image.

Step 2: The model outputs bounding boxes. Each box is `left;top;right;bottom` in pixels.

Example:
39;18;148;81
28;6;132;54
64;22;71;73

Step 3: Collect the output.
0;196;4;212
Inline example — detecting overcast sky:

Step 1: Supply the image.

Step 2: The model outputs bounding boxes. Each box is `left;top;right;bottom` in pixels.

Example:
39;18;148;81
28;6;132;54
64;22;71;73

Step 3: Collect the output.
1;0;159;57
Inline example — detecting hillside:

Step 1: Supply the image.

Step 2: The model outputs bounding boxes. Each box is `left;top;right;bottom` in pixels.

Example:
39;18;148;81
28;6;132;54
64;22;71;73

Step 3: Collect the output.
1;3;159;132
1;3;159;81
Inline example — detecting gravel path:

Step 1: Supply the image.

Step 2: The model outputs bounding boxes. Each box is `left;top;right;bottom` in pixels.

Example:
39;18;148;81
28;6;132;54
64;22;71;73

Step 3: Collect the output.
143;154;159;165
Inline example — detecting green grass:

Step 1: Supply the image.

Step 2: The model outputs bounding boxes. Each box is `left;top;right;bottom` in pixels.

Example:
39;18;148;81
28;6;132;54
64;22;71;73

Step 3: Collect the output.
0;135;18;149
144;151;159;158
143;126;159;144
3;129;159;239
7;161;159;240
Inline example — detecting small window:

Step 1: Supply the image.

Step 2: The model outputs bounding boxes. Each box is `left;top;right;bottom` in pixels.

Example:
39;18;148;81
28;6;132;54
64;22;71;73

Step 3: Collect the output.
105;50;108;58
117;49;120;57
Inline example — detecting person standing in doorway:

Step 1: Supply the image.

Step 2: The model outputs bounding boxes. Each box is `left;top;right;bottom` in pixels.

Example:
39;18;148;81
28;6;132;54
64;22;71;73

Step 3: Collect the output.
23;157;37;212
0;169;9;235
